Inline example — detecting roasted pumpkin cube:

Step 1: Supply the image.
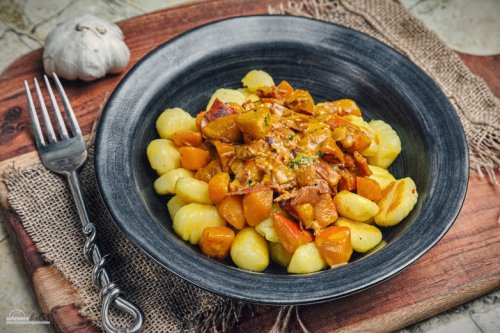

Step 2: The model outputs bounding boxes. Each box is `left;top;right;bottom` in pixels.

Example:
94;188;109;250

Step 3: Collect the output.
199;226;235;259
243;189;273;226
202;114;242;143
217;195;246;230
314;226;353;266
172;130;202;147
208;172;230;204
356;177;382;201
272;212;313;254
236;108;271;140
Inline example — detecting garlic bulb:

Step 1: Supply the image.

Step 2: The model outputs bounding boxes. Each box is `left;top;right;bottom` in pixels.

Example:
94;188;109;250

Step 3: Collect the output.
43;14;130;81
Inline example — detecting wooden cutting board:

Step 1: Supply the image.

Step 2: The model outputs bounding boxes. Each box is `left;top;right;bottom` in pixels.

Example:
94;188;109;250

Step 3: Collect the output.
0;0;499;332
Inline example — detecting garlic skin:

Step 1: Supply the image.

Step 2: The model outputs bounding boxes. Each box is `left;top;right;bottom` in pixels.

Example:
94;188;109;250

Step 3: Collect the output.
43;14;130;81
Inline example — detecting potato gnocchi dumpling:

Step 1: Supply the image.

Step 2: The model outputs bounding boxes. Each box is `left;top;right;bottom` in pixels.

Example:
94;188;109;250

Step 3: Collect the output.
367;120;402;168
241;69;275;92
368;165;396;191
333;190;380;221
230;227;269;272
167;195;188;220
175;177;212;204
269;242;293;267
146;69;418;274
206;88;246;110
154;168;194;195
173;203;226;244
334;217;382;253
147;139;181;175
375;178;418;227
156;108;196;139
287;243;326;274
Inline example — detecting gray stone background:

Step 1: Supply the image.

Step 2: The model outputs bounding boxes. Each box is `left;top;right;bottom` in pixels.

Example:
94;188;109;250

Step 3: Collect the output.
0;0;498;332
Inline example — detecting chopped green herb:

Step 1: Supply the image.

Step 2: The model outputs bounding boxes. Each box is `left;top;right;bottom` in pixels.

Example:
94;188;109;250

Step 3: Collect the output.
247;179;253;186
288;155;316;169
264;114;270;126
288;134;294;140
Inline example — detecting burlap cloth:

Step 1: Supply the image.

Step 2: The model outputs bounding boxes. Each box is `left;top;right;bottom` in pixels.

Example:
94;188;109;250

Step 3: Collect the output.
3;0;499;332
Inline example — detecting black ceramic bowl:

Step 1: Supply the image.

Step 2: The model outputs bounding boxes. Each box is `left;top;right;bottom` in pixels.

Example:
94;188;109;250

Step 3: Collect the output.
95;16;468;304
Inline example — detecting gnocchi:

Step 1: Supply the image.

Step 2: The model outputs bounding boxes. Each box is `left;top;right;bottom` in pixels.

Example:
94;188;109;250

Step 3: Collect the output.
173;203;226;244
334;217;382;253
375;178;418;227
175;177;212;204
156;108;196;139
154;168;194;195
146;70;418;274
241;69;275;92
147;139;181;175
287;243;326;274
367;120;402;168
230;227;269;272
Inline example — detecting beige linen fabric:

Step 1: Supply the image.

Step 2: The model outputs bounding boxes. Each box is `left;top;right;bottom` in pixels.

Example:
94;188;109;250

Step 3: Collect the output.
3;1;499;332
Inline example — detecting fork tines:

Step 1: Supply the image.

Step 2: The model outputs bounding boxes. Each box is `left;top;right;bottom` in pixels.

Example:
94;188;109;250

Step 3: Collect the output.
24;73;82;148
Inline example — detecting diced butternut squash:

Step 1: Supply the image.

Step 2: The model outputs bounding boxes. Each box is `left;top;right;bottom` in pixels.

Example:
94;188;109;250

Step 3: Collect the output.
172;130;202;147
199;226;235;259
356;177;382;201
272;212;313;254
217;195;246;230
243;189;273;226
314;226;353;266
202;114;242;143
320;137;344;163
236;109;271;140
314;193;338;229
194;160;222;183
285;90;315;115
179;147;211;171
295;203;314;229
208;172;230;204
331;99;362;116
276;80;294;98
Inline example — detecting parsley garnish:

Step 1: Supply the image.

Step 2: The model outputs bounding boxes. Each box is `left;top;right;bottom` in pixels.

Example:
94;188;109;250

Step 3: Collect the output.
288;134;294;140
264;114;270;126
288;155;316;169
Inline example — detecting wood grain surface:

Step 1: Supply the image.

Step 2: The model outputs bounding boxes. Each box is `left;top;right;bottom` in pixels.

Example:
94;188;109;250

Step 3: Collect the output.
0;0;499;332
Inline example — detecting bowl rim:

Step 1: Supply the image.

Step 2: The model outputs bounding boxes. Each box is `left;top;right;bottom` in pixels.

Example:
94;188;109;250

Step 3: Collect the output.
94;15;469;305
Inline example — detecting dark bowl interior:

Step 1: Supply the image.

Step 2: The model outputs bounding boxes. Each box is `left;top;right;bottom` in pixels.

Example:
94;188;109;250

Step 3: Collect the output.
95;15;468;304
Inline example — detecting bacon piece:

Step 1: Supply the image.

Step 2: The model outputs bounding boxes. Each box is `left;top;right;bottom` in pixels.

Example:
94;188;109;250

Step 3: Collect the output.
204;98;238;123
315;160;341;188
229;183;271;195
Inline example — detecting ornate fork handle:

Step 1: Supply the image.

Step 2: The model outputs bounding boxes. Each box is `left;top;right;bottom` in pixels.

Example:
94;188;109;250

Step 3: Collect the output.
68;171;144;333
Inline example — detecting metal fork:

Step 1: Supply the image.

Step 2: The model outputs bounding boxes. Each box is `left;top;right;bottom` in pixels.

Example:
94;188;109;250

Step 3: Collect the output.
24;74;144;333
